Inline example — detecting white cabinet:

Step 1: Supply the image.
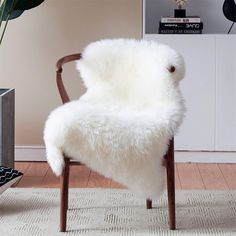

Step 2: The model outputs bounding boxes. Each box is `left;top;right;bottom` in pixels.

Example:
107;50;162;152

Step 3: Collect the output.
143;34;236;152
215;36;236;151
143;0;236;160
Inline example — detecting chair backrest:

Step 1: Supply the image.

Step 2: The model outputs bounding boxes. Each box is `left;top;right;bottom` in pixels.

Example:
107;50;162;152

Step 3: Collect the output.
56;53;81;104
56;39;185;111
76;39;185;110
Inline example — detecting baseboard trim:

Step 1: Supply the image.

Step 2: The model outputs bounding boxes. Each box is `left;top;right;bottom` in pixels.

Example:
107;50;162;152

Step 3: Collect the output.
15;146;46;161
175;151;236;163
15;146;236;163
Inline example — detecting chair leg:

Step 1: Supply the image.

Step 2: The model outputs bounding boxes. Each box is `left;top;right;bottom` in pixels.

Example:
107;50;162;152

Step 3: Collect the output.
166;138;176;230
60;158;70;232
146;199;152;209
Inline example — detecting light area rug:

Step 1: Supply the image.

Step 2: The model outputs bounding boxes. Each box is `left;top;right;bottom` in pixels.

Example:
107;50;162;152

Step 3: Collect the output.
0;188;235;236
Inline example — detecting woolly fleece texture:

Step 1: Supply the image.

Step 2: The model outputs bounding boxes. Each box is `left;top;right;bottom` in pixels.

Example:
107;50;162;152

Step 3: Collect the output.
44;39;185;199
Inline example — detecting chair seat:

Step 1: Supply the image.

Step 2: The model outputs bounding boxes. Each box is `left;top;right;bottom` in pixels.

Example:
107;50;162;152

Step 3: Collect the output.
45;99;182;198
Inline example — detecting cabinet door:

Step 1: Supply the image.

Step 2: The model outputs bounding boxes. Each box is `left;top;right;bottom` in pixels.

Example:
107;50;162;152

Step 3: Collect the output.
215;35;236;151
144;35;216;150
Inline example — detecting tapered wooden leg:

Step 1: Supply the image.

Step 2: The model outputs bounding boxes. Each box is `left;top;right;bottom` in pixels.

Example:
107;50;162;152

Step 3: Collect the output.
166;139;176;230
60;158;70;232
146;199;152;209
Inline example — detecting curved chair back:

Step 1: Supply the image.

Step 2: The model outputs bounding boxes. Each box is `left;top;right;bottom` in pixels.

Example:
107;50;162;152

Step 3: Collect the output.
56;53;82;104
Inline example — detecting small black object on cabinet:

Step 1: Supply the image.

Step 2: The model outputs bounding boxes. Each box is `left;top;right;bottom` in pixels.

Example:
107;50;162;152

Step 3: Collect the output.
223;0;236;33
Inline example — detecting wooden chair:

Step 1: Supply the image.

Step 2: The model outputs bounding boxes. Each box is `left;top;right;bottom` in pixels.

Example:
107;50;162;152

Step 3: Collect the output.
56;53;176;232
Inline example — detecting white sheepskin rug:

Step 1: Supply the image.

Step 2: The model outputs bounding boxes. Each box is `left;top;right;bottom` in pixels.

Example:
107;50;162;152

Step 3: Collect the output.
44;39;186;199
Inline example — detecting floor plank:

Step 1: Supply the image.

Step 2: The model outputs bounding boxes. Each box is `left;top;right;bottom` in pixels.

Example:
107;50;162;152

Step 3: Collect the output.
41;168;60;188
87;171;111;188
24;162;49;177
14;162;30;173
232;164;236;172
69;165;91;188
218;164;236;189
177;163;204;189
197;163;228;190
110;180;125;189
16;176;44;187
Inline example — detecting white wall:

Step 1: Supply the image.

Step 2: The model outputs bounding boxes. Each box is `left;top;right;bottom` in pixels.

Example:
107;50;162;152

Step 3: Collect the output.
0;0;142;146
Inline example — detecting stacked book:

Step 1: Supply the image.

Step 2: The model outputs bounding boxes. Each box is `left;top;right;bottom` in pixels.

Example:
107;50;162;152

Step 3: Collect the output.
159;16;203;34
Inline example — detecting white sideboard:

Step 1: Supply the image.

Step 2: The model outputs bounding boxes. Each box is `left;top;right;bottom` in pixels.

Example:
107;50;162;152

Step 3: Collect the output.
143;0;236;162
143;34;236;152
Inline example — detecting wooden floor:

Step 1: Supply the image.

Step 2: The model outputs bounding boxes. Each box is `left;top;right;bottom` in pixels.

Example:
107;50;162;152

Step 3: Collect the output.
14;162;236;190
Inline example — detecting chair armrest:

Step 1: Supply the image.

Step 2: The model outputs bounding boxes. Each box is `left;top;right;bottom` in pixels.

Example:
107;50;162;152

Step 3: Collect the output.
56;53;82;104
